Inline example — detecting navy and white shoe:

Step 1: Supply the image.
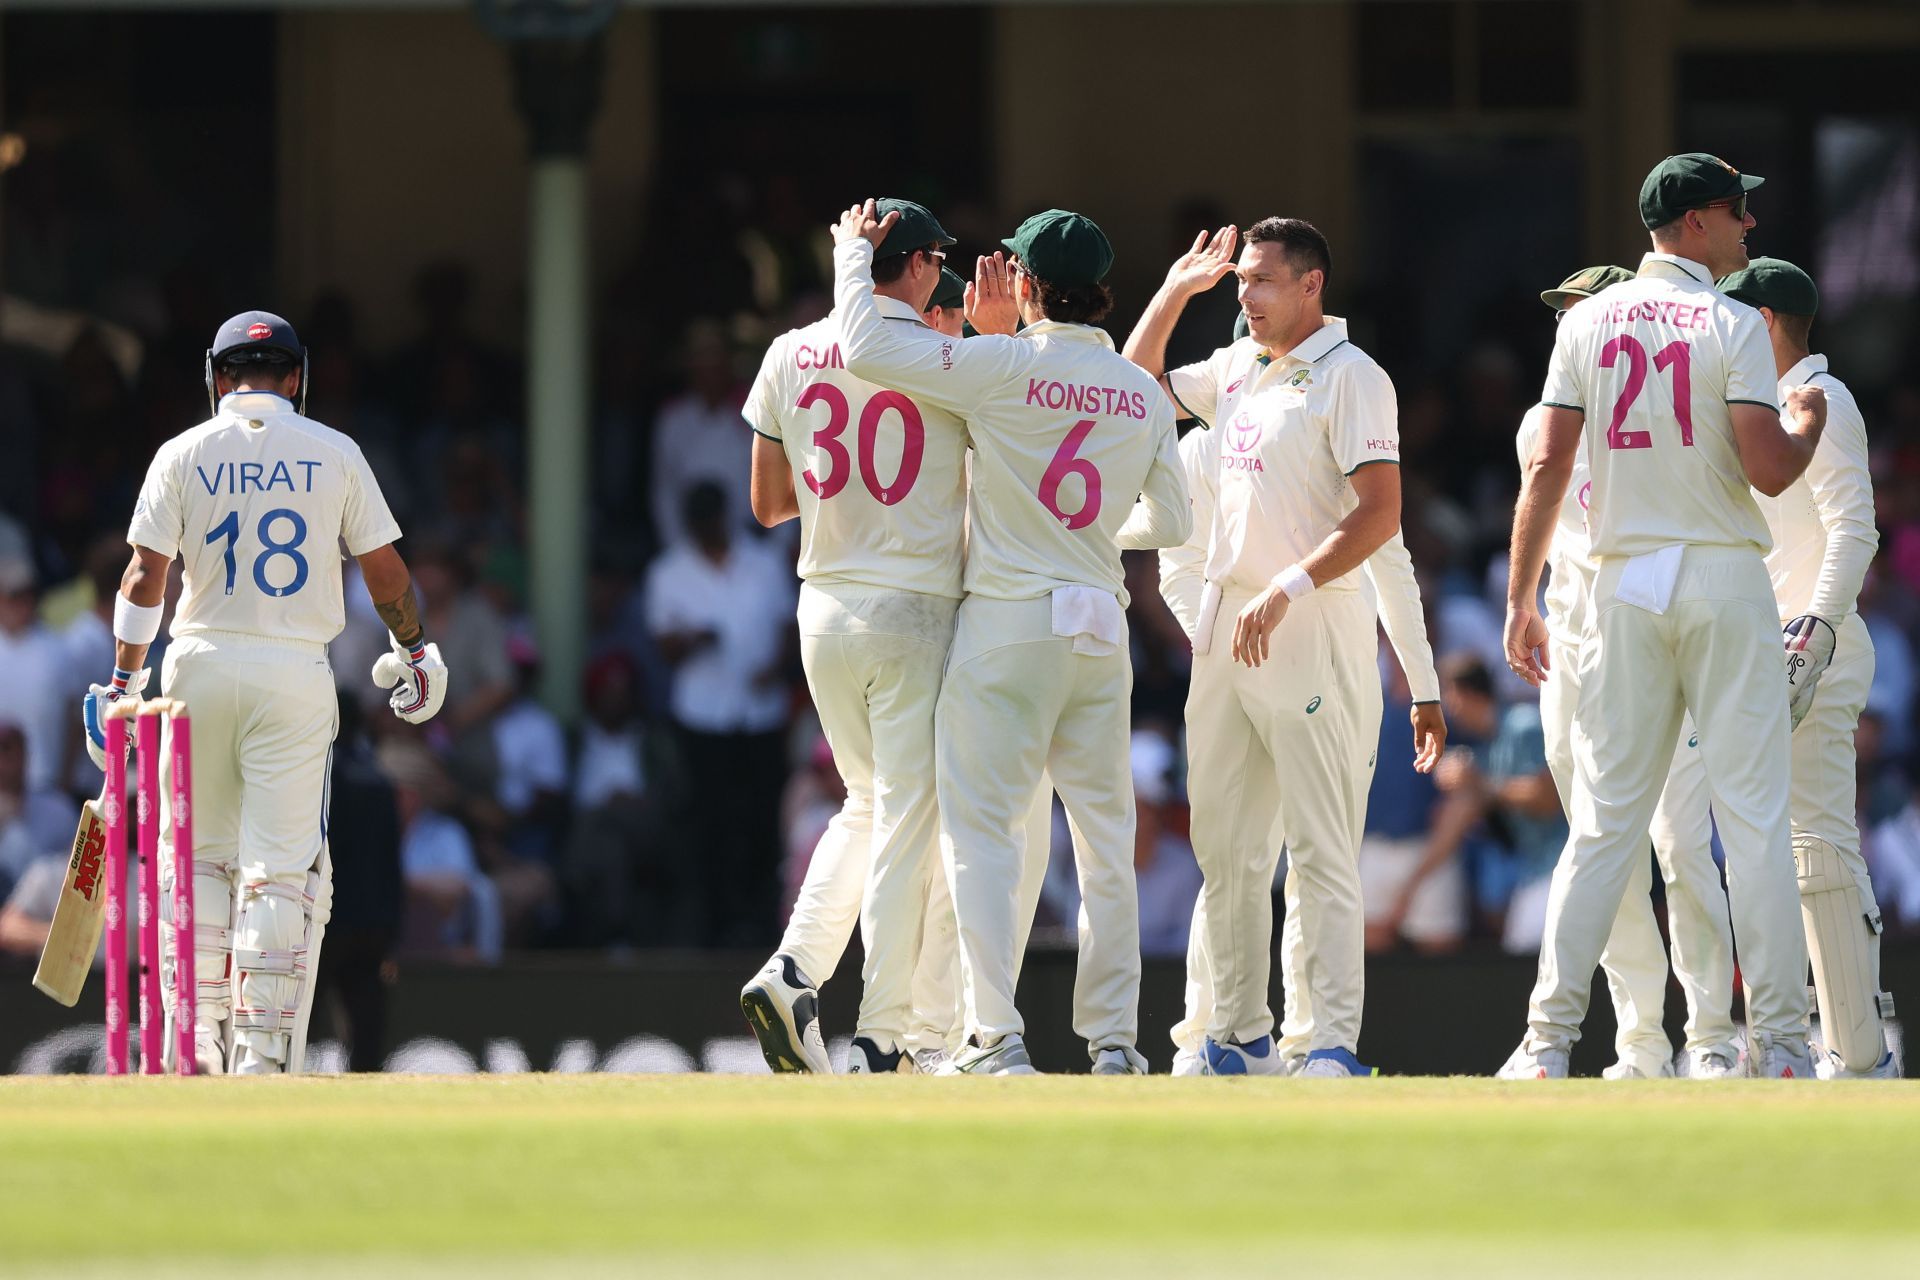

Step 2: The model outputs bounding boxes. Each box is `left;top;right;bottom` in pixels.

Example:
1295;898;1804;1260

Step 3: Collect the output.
1200;1034;1287;1076
740;955;832;1074
1820;1049;1901;1079
1090;1046;1149;1075
1298;1047;1380;1078
949;1033;1038;1076
846;1035;910;1075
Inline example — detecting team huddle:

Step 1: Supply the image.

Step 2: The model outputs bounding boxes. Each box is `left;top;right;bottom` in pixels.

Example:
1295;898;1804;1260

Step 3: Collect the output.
54;152;1895;1079
739;153;1900;1079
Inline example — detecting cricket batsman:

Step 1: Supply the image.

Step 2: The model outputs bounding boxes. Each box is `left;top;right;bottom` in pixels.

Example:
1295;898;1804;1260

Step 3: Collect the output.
1501;155;1825;1079
86;312;447;1074
834;200;1190;1075
1521;266;1739;1080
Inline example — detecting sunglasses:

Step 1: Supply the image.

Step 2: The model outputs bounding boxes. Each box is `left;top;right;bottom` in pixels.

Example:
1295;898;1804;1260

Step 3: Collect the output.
1698;193;1749;220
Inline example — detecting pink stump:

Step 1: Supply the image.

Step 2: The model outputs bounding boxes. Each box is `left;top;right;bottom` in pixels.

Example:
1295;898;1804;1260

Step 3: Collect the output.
169;714;196;1076
103;718;128;1076
137;714;163;1075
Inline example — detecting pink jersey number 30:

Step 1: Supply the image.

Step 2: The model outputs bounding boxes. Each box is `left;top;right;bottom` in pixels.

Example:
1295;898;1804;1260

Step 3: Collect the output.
796;383;925;506
1599;335;1694;450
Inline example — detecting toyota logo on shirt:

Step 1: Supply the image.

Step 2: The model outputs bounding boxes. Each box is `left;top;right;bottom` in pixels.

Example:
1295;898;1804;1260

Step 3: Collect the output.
1227;412;1261;454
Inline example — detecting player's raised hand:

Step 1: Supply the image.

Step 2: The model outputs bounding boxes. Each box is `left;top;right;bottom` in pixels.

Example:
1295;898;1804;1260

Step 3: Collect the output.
1230;583;1288;668
373;638;449;725
1783;383;1828;435
1503;606;1551;688
832;199;898;249
1409;701;1448;773
1163;225;1239;298
966;252;1020;336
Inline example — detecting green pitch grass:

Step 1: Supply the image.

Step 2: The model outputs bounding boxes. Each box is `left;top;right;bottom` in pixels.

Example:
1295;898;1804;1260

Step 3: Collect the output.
2;1076;1917;1278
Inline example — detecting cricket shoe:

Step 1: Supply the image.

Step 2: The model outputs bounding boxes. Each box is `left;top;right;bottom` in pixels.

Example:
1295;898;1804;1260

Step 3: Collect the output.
739;955;832;1074
1748;1033;1815;1079
1603;1056;1676;1080
1298;1047;1380;1078
1684;1047;1741;1079
846;1035;911;1075
1200;1034;1287;1076
1090;1046;1149;1076
1170;1047;1205;1077
949;1033;1038;1076
1495;1040;1569;1079
1818;1049;1901;1080
910;1046;952;1075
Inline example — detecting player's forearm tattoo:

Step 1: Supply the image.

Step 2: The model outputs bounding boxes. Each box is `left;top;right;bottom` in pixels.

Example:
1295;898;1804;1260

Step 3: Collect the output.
375;587;425;648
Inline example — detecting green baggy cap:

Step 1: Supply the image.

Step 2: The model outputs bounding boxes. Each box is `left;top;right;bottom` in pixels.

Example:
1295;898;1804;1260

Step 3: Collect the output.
925;266;966;313
876;198;956;260
1002;209;1114;287
1541;264;1636;310
1719;256;1819;316
1639;153;1764;229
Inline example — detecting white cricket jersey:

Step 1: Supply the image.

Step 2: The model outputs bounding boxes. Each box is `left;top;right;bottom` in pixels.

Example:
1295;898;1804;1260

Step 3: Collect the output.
1754;354;1877;623
1160;420;1439;701
1516;403;1597;644
1166;320;1400;596
1539;253;1777;560
743;304;968;599
831;239;1188;605
128;391;402;647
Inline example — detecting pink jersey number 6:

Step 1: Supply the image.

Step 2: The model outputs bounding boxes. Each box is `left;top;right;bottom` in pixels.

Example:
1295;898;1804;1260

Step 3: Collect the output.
796;383;925;505
1599;335;1693;450
1038;418;1102;530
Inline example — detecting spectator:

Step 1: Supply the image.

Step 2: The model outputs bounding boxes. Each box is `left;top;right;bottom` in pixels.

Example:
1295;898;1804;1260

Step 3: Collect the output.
0;721;77;901
381;741;502;963
566;652;680;947
484;632;570;863
1359;656;1460;954
0;854;74;961
1480;683;1570;954
0;554;71;794
778;735;845;924
645;481;795;946
1868;768;1920;937
58;534;126;796
409;542;514;743
1131;729;1203;958
313;694;403;1072
648;320;756;551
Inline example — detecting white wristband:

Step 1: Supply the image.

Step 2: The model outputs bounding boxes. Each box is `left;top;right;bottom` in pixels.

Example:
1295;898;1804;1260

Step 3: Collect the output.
113;594;163;646
1275;564;1315;603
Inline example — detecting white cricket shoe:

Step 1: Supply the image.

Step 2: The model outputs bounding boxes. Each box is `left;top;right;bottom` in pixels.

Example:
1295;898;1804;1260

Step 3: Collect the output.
1603;1057;1675;1080
910;1046;952;1075
740;954;832;1074
1200;1034;1288;1076
1684;1047;1741;1079
1297;1047;1380;1078
846;1035;911;1075
1818;1049;1901;1080
949;1033;1038;1076
1090;1046;1149;1076
1495;1040;1570;1079
1170;1047;1205;1077
1748;1033;1815;1079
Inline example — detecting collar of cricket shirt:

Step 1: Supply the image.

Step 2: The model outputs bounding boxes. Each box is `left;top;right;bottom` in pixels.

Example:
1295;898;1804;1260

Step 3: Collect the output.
1019;319;1116;349
219;390;293;419
1636;252;1713;285
1777;352;1829;398
1257;315;1349;370
875;295;927;324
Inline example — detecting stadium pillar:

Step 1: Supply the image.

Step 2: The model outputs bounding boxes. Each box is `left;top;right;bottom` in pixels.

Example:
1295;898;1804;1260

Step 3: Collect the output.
479;0;616;723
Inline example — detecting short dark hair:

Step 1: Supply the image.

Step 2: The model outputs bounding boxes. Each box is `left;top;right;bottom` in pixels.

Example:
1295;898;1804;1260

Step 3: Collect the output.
1245;217;1332;288
873;244;940;286
1776;311;1814;347
1440;652;1495;701
1020;269;1115;326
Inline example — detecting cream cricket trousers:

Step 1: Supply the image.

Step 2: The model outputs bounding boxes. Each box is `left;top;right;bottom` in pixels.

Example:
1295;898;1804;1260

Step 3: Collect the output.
1542;632;1737;1071
157;633;337;1071
1187;589;1381;1051
787;584;959;1047
1527;546;1808;1050
938;594;1139;1051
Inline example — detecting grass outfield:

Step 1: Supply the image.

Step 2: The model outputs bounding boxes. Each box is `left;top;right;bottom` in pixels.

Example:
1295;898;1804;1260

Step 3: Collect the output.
2;1076;1917;1277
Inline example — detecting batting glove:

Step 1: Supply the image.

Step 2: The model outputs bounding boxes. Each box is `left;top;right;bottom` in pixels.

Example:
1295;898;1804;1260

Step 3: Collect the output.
81;666;150;770
372;638;449;725
1783;614;1837;732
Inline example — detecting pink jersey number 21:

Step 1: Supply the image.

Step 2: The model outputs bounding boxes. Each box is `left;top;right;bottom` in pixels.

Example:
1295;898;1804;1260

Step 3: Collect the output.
1599;335;1693;450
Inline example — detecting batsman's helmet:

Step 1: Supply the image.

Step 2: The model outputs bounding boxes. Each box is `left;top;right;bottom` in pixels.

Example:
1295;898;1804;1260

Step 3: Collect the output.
206;311;309;415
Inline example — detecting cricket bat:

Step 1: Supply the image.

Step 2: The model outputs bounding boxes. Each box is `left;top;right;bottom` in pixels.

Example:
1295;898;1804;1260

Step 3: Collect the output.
31;789;113;1007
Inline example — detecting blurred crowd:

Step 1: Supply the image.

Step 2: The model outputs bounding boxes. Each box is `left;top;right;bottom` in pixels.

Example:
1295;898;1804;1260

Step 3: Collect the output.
4;205;1920;979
